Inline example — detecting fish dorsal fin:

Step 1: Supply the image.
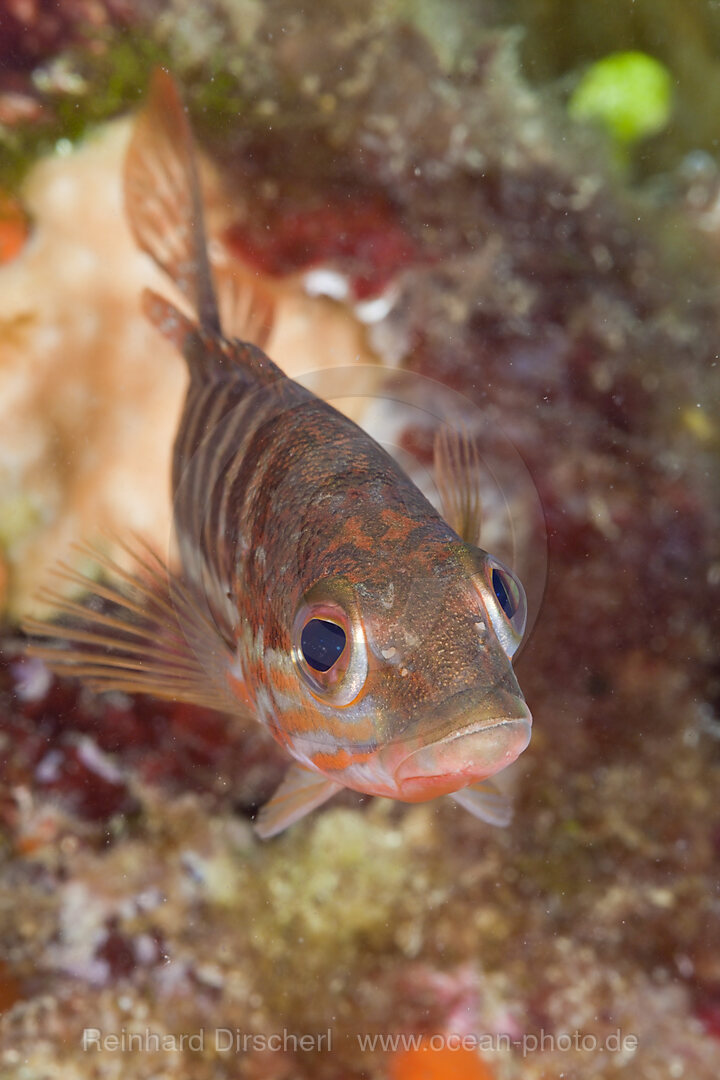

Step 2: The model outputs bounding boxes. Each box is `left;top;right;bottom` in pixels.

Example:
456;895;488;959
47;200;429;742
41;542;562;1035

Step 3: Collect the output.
125;67;221;334
23;536;249;717
128;70;281;381
143;283;283;384
433;425;483;545
450;778;513;827
215;265;277;353
254;764;342;839
142;287;201;360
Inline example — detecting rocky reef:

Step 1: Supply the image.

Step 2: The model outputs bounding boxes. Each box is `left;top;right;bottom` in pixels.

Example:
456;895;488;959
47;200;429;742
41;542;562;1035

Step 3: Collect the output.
0;2;719;1078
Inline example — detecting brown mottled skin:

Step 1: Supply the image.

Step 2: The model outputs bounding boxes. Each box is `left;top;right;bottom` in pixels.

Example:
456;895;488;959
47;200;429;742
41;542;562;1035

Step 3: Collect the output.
171;324;524;760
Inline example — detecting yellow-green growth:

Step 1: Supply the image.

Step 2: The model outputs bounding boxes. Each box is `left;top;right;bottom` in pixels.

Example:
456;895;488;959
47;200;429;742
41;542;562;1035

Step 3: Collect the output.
569;51;673;144
0;494;42;550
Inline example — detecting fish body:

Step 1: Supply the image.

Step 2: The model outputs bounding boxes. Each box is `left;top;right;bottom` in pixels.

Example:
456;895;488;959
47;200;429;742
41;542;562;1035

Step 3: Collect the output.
26;71;532;837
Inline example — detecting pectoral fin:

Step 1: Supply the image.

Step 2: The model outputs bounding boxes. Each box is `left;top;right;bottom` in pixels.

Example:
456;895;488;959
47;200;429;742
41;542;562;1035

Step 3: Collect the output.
254;764;342;839
23;535;245;716
450;778;513;827
433;425;483;545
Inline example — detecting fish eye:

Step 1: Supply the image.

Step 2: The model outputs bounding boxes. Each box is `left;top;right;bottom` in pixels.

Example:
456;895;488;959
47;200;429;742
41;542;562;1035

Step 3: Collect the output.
492;567;521;621
300;618;347;672
474;556;527;658
292;592;368;705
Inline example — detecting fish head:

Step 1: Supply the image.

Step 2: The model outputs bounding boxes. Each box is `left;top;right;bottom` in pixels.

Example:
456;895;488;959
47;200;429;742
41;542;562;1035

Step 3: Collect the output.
285;541;532;800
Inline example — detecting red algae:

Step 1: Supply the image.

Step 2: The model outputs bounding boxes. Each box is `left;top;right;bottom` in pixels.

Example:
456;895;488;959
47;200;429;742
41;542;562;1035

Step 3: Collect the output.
0;643;288;834
0;1;132;71
225;194;432;300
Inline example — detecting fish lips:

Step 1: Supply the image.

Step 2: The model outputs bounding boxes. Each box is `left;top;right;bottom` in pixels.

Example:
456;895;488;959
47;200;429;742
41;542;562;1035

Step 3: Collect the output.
393;696;532;802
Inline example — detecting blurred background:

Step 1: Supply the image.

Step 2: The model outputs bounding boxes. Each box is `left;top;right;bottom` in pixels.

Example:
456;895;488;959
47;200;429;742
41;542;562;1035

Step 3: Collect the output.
0;2;719;1078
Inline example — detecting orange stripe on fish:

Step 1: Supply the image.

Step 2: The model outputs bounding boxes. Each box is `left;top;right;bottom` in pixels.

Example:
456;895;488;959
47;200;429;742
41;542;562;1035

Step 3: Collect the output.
310;747;375;772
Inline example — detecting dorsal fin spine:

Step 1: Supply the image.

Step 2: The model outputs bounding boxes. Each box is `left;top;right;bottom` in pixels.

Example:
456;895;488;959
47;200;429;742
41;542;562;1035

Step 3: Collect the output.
175;83;222;335
125;67;222;336
126;68;279;384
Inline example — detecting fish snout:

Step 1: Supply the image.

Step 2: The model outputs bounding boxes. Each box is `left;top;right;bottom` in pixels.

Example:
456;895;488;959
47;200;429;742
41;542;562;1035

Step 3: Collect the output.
393;702;532;802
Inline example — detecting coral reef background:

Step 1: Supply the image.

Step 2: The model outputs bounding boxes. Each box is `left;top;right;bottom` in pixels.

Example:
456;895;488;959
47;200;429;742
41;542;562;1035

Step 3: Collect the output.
0;2;719;1078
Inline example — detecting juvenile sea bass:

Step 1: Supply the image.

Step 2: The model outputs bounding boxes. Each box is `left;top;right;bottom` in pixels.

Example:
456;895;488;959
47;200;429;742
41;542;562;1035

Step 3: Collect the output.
27;71;532;837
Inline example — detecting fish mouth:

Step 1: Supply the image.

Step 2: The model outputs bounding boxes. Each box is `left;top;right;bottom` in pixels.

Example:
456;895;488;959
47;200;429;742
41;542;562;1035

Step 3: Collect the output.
393;697;532;802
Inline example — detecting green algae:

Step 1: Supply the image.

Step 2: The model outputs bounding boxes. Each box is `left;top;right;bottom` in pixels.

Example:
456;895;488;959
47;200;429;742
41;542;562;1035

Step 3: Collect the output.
569;50;673;145
189;69;253;142
497;0;720;175
0;35;170;191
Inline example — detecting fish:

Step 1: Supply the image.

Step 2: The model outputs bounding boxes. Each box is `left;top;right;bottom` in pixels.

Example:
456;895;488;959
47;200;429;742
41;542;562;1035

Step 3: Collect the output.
24;69;532;839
